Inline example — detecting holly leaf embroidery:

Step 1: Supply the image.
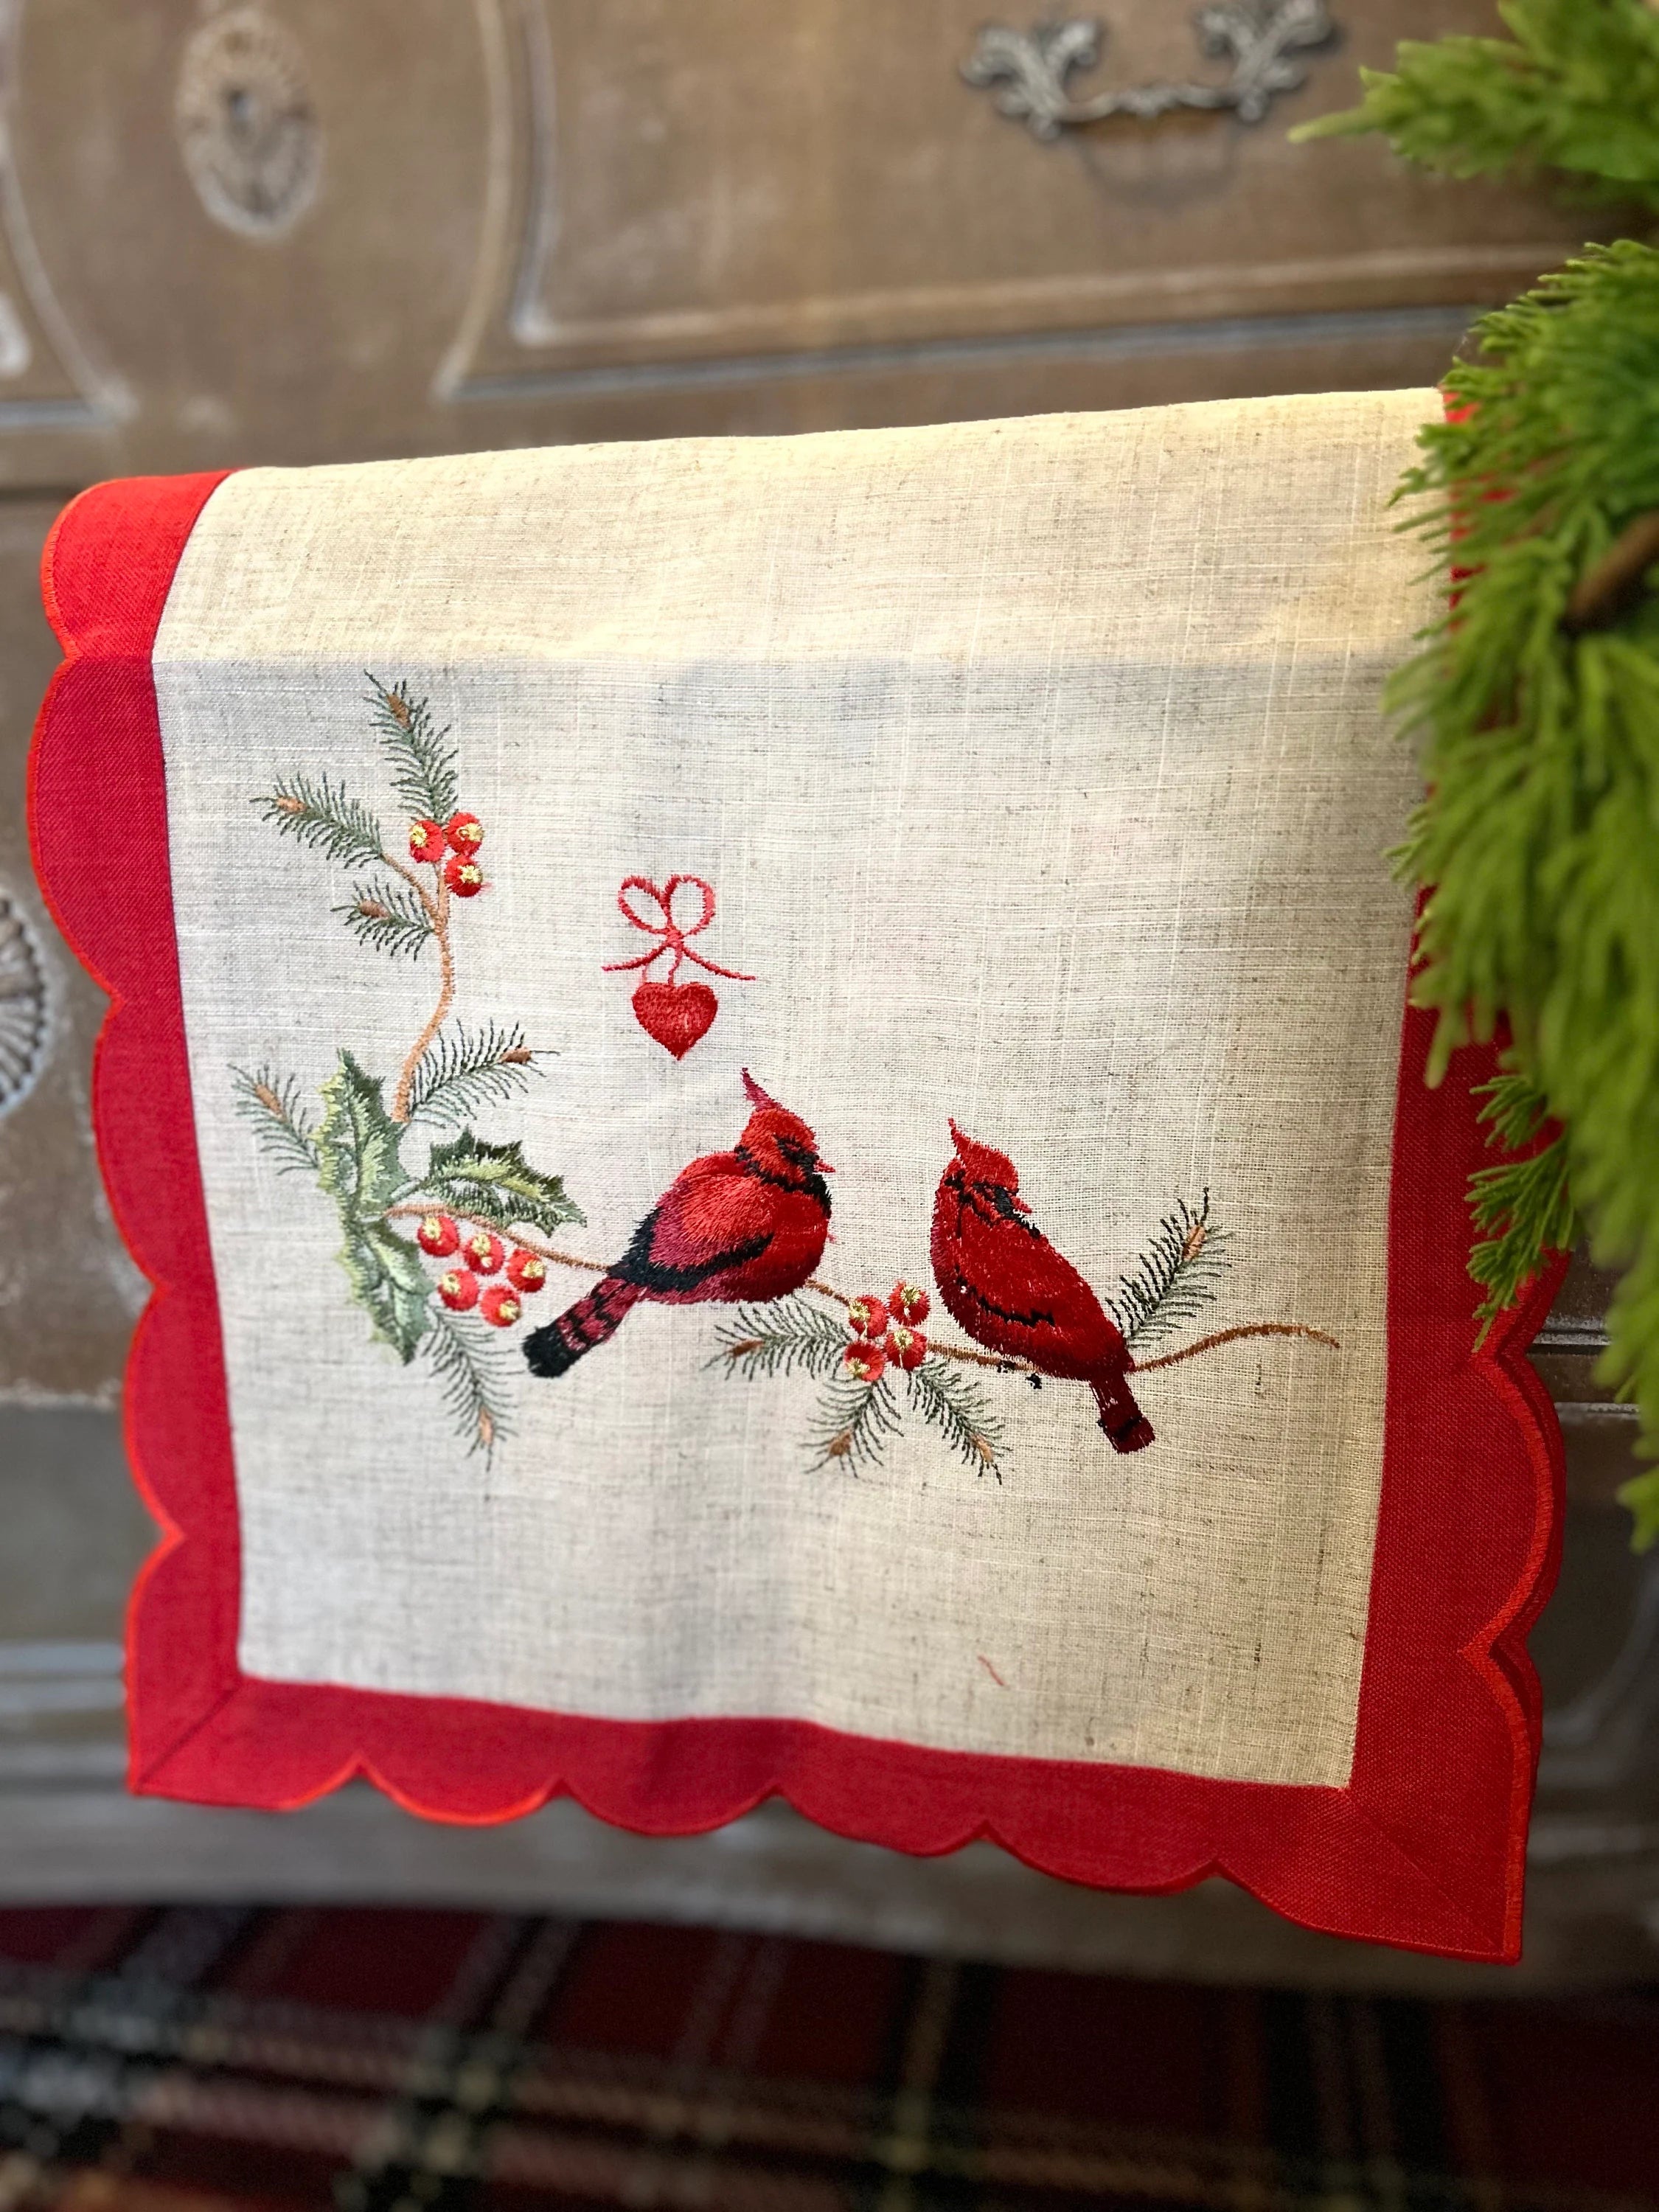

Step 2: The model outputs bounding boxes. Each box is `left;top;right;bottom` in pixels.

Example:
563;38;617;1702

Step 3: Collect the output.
339;1216;432;1365
316;1051;414;1220
315;1050;426;1359
422;1130;585;1236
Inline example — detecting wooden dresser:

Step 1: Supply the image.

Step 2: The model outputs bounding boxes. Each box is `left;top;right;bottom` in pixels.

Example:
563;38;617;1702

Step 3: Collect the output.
1;0;1652;1987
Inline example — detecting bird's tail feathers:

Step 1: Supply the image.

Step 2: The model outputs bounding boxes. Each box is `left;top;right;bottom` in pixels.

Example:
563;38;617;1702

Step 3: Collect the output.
524;1274;645;1379
1091;1371;1155;1454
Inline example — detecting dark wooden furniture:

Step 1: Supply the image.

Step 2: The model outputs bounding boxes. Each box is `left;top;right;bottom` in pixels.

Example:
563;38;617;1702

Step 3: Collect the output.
1;1;1650;1987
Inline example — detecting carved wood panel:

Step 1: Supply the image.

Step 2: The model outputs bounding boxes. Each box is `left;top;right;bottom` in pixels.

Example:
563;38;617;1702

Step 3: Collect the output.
0;0;1605;487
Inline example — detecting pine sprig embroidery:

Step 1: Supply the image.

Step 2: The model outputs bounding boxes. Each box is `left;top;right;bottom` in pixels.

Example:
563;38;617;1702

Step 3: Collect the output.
242;683;1336;1478
424;1305;515;1455
255;776;386;870
231;1065;319;1175
406;1021;540;1128
811;1371;903;1473
335;879;434;961
712;1295;847;1381
238;686;574;1456
366;675;459;827
901;1357;1004;1478
1110;1192;1230;1352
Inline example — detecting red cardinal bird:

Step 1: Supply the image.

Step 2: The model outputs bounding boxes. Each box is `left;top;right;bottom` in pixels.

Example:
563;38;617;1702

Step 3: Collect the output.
931;1121;1153;1453
524;1071;832;1378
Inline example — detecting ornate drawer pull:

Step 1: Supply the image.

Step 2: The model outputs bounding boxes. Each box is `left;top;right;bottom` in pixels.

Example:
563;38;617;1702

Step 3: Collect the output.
961;1;1337;142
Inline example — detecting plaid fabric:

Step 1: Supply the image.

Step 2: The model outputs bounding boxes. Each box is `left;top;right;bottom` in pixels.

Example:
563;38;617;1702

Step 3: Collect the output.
0;1910;1650;2211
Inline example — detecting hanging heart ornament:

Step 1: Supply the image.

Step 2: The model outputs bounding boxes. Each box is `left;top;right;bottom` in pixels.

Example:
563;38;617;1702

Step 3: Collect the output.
604;874;754;1059
630;978;719;1060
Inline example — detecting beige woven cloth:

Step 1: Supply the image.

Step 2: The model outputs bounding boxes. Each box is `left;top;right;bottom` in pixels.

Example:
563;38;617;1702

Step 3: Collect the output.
151;389;1433;1789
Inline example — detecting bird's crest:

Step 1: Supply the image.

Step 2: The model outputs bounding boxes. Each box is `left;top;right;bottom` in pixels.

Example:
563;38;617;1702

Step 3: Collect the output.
949;1118;1020;1194
738;1071;832;1184
742;1067;779;1111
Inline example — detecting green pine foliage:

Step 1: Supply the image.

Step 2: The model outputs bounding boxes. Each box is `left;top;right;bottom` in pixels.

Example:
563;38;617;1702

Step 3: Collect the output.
406;1021;539;1127
335;879;434;961
240;684;580;1453
714;1297;1005;1476
1109;1193;1230;1352
810;1372;903;1474
424;1306;515;1456
230;1065;318;1175
1467;1074;1575;1329
1382;243;1659;1544
902;1357;1005;1478
1293;0;1659;206
713;1296;846;1380
366;675;459;827
254;776;386;870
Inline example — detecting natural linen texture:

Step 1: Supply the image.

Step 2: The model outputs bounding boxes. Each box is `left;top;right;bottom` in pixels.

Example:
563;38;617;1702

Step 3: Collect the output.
148;390;1430;1791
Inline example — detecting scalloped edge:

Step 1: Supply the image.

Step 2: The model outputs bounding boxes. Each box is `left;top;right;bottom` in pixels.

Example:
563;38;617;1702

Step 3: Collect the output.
27;468;1568;1963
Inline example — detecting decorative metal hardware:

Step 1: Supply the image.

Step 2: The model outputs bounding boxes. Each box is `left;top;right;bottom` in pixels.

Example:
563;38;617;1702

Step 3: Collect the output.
961;2;1336;142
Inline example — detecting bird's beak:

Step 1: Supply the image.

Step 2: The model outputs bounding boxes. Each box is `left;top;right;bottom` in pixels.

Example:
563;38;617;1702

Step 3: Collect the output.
817;1155;835;1173
1014;1195;1032;1214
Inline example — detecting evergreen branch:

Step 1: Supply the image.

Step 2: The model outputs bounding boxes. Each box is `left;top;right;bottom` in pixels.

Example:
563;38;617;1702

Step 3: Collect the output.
334;879;435;962
230;1065;319;1175
422;1305;515;1457
1468;1071;1576;1331
365;675;459;827
406;1021;540;1128
901;1357;1004;1480
710;1295;848;1382
1376;243;1659;1541
810;1373;902;1474
255;777;386;870
1109;1192;1231;1352
1292;1;1659;209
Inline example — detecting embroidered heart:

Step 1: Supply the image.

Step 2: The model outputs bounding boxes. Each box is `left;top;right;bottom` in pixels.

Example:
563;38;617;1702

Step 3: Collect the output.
632;978;718;1059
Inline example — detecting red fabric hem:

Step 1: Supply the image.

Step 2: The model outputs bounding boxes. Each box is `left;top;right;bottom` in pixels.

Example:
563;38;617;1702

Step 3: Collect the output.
27;470;1568;1964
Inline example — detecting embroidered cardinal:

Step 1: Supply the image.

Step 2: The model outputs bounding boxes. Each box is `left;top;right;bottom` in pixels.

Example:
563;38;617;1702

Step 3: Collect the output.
931;1121;1153;1453
524;1071;832;1379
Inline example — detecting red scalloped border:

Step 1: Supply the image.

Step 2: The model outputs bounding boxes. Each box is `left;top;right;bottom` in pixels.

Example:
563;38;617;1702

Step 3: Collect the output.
27;470;1568;1962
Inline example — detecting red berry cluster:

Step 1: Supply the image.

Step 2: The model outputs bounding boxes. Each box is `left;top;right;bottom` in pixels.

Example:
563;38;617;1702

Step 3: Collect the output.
841;1281;931;1384
415;1211;548;1328
409;810;486;898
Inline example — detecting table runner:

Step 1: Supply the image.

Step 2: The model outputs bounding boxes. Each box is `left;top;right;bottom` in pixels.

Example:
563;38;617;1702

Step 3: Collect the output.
28;390;1565;1958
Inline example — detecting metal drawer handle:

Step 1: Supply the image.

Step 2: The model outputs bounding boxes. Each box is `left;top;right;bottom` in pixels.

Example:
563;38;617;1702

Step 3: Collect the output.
961;1;1336;142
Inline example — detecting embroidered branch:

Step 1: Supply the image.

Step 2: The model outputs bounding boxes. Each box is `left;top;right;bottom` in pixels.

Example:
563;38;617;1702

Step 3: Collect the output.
238;679;583;1456
1133;1320;1341;1371
1109;1192;1230;1352
383;1205;598;1276
719;1186;1338;1481
240;678;1338;1478
390;868;453;1124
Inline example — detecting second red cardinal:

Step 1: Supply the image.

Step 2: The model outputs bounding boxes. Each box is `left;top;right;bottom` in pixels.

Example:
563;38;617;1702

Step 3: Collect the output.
931;1121;1154;1453
524;1071;832;1378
